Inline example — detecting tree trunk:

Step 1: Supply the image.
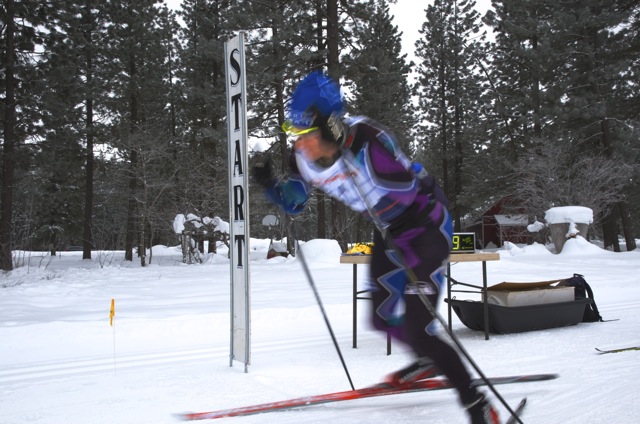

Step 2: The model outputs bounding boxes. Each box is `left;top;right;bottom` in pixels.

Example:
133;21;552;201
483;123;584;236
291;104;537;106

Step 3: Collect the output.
124;151;139;261
317;190;326;238
452;2;462;232
617;202;637;252
332;199;347;251
326;0;347;250
138;214;146;267
83;22;95;260
326;0;340;75
125;54;139;261
602;209;620;252
438;37;449;199
0;0;16;271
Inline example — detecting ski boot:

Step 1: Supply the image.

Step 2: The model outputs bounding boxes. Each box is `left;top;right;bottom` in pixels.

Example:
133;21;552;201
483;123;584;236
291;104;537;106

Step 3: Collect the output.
463;390;500;424
383;357;441;387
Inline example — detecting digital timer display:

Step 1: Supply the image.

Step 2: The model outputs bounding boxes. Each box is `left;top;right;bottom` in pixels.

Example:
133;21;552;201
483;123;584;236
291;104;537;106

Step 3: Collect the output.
451;232;476;253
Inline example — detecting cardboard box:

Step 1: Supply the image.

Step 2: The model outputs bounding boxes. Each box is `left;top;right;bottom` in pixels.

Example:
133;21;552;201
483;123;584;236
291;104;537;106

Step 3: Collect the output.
483;279;575;307
486;286;575;307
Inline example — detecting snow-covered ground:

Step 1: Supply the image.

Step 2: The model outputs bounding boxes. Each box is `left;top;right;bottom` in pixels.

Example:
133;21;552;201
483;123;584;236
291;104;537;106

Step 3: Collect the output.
2;237;639;424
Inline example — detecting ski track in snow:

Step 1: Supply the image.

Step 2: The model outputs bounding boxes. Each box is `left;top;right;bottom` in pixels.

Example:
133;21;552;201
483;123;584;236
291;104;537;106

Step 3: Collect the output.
0;334;352;384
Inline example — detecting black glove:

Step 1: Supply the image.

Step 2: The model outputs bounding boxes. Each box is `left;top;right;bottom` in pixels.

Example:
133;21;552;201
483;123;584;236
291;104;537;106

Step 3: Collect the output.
252;153;274;188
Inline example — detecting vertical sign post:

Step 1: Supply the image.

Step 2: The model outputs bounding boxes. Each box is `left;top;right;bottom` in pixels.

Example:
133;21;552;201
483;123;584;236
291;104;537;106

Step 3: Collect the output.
225;32;251;372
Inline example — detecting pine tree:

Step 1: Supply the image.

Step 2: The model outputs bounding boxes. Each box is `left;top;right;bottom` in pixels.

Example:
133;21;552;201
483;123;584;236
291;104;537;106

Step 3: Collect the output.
339;0;415;242
484;1;557;150
479;1;561;224
344;0;416;154
234;0;364;248
487;1;638;249
1;0;52;269
32;0;115;258
414;0;487;230
553;1;637;251
226;1;321;248
103;0;175;263
175;0;231;236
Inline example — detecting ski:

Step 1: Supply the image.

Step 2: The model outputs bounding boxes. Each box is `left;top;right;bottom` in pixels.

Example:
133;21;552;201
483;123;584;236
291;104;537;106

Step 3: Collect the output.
505;397;527;424
595;346;640;354
177;373;557;421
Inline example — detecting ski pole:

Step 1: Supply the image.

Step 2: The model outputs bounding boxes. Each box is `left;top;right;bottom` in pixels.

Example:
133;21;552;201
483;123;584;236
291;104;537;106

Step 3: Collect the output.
289;218;355;391
341;158;523;423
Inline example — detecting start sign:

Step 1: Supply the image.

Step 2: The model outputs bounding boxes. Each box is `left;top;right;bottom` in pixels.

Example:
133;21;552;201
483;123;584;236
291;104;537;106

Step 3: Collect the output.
225;32;250;372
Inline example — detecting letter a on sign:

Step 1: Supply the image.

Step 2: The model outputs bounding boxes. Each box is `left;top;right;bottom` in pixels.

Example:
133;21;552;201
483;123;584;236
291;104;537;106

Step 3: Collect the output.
225;32;251;372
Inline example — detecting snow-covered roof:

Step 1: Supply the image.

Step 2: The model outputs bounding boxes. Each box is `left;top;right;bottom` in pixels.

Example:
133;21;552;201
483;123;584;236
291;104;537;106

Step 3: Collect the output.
494;214;528;226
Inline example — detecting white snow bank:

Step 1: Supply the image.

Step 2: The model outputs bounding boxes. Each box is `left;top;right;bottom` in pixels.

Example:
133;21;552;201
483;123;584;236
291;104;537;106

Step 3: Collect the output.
298;239;343;264
559;235;609;255
501;241;553;257
545;206;593;224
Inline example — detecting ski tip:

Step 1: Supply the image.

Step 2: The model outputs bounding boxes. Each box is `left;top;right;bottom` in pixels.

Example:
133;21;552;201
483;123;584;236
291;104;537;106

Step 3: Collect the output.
595;346;640;354
519;373;559;381
518;372;559;381
505;397;527;424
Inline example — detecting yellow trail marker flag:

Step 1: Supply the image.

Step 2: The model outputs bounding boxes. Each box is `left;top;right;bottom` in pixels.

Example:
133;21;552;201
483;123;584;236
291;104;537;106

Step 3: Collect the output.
110;299;115;326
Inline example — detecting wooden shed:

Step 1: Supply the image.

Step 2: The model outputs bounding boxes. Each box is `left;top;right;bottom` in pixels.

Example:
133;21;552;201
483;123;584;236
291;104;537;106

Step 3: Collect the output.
465;196;532;248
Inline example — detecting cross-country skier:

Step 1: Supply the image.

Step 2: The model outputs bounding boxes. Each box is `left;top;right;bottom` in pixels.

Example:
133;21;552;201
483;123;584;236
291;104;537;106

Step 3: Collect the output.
252;70;500;424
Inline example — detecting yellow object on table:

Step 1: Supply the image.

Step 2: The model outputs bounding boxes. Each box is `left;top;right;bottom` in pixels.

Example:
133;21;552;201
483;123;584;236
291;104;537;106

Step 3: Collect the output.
346;243;373;255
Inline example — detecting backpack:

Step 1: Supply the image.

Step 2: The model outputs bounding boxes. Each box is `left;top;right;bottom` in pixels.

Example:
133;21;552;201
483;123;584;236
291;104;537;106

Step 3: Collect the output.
558;273;603;322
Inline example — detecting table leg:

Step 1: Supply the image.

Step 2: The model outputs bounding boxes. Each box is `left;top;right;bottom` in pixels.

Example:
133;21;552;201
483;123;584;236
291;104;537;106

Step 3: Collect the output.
447;263;452;332
482;260;489;340
351;261;393;353
352;264;357;348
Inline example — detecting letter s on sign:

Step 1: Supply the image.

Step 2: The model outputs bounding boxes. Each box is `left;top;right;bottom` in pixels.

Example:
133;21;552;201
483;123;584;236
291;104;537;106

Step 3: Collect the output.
229;48;241;86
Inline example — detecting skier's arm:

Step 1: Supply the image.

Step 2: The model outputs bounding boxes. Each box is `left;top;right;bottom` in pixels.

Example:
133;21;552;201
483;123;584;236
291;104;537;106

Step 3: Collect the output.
252;152;310;215
264;177;309;215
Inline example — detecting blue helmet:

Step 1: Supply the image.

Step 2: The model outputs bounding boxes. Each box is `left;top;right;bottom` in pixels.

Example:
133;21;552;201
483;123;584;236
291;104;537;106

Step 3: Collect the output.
286;71;344;130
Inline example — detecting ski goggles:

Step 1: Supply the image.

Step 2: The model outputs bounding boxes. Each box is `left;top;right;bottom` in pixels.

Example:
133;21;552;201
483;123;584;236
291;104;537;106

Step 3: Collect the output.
281;121;319;136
